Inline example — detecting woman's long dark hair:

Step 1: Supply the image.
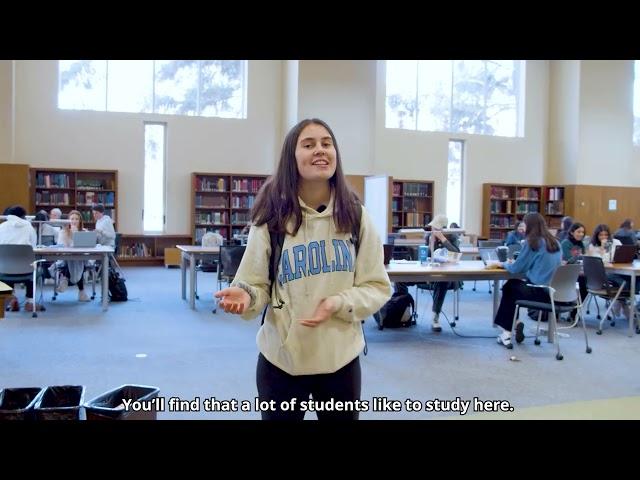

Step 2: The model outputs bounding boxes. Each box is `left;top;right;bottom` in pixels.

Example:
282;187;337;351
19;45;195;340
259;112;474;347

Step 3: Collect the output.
251;118;361;235
567;222;585;245
523;212;559;252
591;224;611;246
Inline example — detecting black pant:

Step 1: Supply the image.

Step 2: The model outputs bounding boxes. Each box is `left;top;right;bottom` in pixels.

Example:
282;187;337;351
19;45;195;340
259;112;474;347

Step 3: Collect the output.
494;279;551;331
2;275;33;298
256;353;361;420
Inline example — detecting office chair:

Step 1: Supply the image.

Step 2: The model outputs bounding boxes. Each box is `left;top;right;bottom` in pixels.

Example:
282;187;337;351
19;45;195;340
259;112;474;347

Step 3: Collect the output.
0;245;45;318
511;263;591;360
213;245;246;314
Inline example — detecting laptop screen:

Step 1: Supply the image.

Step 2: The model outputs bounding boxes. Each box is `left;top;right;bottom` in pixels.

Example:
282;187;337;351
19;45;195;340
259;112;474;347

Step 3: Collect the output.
72;231;98;248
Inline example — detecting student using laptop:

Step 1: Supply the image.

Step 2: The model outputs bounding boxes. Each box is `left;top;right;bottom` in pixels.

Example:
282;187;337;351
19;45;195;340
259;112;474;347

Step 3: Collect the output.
92;204;115;247
54;210;90;302
492;213;562;348
585;224;638;318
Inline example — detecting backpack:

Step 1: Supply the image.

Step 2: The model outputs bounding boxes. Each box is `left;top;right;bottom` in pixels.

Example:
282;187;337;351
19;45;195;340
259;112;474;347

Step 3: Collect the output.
108;268;128;302
375;292;416;330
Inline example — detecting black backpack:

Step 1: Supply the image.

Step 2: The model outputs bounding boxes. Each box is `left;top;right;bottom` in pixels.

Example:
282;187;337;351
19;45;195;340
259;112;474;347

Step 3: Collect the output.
375;292;416;330
108;268;128;302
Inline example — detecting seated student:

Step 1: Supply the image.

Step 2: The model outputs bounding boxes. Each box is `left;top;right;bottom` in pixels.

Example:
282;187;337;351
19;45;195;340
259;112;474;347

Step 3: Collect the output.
505;222;526;246
493;213;562;348
393;215;460;332
586;223;637;318
560;222;588;320
0;205;43;312
613;219;636;246
555;216;574;242
49;207;62;221
92;204;116;247
54;210;91;302
36;210;60;245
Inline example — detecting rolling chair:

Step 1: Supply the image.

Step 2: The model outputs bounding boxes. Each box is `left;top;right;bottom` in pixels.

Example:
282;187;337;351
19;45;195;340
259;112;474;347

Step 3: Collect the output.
213;244;246;314
0;245;45;318
582;255;639;335
511;263;591;360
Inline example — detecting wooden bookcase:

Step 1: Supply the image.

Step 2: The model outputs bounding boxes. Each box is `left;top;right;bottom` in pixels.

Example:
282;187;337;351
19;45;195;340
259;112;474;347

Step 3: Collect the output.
191;173;268;244
117;234;192;266
390;179;434;231
482;183;542;240
30;168;118;229
543;185;566;230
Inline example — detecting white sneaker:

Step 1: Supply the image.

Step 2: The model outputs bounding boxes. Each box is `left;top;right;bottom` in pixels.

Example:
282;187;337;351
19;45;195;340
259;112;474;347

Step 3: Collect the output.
56;276;68;293
78;290;90;302
497;331;513;349
431;313;442;332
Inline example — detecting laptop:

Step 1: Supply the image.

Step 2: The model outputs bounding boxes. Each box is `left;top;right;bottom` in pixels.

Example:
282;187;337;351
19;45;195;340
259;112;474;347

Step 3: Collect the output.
73;231;98;248
612;244;637;264
479;247;501;266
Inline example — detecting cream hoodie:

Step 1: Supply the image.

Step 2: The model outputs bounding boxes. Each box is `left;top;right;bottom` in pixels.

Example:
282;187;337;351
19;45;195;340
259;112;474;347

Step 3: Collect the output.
232;193;392;375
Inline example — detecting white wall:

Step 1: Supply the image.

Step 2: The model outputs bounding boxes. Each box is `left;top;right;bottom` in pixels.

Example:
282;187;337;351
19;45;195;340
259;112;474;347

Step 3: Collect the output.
298;60;376;175
547;60;580;185
13;60;283;234
374;60;549;236
282;60;299;137
577;60;636;186
0;60;12;162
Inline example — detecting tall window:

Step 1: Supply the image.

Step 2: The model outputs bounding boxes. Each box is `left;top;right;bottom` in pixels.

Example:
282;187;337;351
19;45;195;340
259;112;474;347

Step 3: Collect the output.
386;60;524;137
144;123;166;233
446;140;464;227
58;60;247;119
634;60;640;145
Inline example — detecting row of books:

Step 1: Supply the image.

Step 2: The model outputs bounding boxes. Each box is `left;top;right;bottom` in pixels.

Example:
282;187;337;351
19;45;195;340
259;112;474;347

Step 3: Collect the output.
118;242;153;258
231;212;251;224
36;192;71;205
77;191;115;205
79;209;115;222
196;177;227;192
397;183;431;197
545;200;564;214
403;212;430;227
77;179;112;190
516;203;539;213
36;173;72;188
546;187;564;201
490;216;514;228
195;212;228;225
195;196;227;208
515;187;540;200
231;178;265;193
231;195;256;208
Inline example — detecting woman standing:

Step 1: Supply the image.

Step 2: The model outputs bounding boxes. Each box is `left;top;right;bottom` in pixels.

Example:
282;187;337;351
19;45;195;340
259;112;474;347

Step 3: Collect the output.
215;119;392;420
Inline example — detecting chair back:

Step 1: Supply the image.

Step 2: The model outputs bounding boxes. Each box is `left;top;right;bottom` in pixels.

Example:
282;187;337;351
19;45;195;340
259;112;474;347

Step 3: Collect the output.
219;245;246;281
507;242;522;259
582;255;608;291
479;240;503;248
549;263;581;303
0;244;35;275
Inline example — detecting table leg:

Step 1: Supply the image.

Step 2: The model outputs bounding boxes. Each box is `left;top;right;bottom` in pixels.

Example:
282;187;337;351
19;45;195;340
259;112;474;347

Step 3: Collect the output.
102;252;109;311
181;252;187;301
629;272;636;337
492;279;500;319
189;254;196;310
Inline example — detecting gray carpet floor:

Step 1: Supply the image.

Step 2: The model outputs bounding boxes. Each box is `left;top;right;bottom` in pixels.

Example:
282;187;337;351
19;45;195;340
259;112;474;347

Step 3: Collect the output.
1;266;639;419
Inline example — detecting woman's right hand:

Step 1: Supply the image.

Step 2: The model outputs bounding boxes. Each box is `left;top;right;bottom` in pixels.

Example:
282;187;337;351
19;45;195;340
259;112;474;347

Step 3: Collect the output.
214;287;250;314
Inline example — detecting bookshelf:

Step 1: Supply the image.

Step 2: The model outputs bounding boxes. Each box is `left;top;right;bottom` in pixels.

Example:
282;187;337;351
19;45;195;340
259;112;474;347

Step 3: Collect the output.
118;234;192;266
391;179;434;231
191;173;268;244
30;168;117;229
543;185;566;229
482;183;542;240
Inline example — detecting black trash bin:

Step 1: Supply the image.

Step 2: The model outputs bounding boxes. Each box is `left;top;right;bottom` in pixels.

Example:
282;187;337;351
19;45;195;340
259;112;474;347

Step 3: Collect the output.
0;387;44;420
34;385;85;420
85;384;160;420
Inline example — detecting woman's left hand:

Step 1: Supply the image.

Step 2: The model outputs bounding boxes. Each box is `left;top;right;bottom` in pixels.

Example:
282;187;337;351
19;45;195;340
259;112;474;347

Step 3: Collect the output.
299;297;338;327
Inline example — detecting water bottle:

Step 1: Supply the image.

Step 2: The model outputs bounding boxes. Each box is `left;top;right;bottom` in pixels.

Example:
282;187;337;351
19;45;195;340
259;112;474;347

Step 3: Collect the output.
419;245;428;265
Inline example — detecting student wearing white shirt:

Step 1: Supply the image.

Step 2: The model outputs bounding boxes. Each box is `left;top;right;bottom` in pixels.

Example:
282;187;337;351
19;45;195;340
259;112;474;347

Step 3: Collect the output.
91;204;116;247
0;205;43;312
